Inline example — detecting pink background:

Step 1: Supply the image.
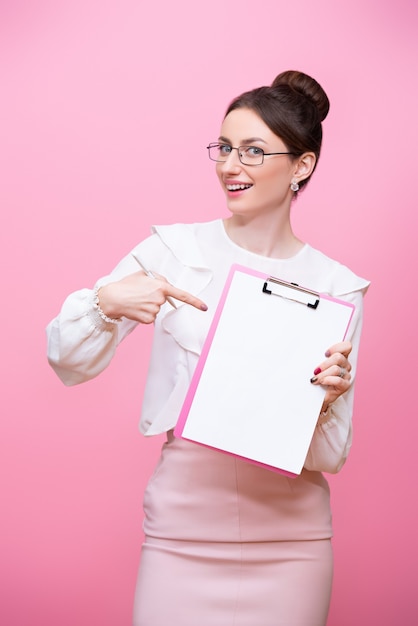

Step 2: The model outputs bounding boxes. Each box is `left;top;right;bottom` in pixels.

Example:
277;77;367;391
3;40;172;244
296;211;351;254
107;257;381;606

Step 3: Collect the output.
1;1;417;624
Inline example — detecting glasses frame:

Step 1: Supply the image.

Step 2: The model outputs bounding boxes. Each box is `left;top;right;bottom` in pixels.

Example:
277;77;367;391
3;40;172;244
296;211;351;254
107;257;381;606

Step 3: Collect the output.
207;142;296;166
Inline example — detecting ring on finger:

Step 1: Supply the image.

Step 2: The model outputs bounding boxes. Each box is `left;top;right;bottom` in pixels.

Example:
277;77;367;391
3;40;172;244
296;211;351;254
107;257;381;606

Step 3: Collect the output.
339;366;346;378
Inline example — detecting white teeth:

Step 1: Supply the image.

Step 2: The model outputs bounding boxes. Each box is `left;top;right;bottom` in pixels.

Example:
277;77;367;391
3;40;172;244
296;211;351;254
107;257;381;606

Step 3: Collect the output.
226;184;252;191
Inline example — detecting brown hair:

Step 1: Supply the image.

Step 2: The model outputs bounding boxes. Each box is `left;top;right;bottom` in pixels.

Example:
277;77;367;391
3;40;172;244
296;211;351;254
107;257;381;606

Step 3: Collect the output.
225;70;330;192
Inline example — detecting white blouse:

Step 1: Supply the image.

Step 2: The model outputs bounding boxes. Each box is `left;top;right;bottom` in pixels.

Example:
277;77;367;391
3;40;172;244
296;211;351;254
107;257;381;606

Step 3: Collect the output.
46;219;370;473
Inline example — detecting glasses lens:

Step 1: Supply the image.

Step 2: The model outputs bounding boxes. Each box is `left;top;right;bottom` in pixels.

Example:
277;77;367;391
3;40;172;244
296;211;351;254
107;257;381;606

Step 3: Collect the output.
208;143;230;161
239;146;264;165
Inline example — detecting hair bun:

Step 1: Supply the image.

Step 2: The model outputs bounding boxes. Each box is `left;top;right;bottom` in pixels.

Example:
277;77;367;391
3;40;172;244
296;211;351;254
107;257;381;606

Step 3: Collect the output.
271;70;330;122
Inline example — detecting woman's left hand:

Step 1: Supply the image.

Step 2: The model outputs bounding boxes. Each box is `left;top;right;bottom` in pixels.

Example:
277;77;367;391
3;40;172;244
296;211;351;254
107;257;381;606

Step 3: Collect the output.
310;341;353;411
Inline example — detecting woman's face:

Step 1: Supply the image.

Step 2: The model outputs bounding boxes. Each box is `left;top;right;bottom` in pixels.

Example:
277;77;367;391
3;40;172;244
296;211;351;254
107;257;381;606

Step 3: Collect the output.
215;108;297;218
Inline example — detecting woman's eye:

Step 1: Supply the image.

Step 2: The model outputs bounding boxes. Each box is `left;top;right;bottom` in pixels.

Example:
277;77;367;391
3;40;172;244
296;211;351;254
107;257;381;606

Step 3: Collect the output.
219;144;232;155
246;146;263;157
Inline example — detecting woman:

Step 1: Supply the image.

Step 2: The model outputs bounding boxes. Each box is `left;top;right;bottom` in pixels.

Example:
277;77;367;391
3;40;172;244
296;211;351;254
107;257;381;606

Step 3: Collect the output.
47;70;369;625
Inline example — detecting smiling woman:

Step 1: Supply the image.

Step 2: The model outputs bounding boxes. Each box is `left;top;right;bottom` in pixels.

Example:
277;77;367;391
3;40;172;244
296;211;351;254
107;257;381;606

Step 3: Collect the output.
46;69;369;625
212;106;316;258
216;110;303;225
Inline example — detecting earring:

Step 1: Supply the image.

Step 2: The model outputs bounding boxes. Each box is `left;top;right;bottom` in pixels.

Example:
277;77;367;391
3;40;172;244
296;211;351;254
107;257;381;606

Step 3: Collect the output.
290;180;299;192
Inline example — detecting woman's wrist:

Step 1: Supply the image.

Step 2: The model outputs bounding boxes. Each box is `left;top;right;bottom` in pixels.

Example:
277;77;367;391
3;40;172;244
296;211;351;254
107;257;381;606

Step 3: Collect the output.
93;286;121;324
317;403;333;425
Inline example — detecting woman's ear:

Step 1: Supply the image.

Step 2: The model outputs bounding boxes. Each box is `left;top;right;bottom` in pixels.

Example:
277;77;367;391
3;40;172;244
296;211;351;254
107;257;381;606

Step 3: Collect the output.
293;152;316;183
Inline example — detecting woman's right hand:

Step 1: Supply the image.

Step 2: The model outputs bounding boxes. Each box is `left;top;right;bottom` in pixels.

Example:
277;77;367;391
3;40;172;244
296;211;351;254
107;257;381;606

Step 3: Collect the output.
96;271;208;324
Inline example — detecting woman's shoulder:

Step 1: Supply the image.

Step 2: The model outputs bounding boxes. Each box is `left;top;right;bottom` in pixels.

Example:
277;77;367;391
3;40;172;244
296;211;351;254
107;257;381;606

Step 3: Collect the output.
151;219;219;240
301;244;370;297
150;220;221;266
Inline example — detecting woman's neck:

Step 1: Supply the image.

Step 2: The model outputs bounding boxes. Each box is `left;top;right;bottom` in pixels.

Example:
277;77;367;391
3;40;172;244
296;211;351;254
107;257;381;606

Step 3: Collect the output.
223;214;304;259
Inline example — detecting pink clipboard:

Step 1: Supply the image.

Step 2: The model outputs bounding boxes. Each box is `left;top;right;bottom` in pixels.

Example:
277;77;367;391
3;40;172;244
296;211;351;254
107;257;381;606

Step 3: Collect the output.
174;264;355;477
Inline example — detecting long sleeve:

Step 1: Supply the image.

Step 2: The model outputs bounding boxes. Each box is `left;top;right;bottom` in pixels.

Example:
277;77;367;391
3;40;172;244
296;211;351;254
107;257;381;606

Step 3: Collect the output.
46;288;137;385
304;289;367;473
46;223;215;438
46;233;165;386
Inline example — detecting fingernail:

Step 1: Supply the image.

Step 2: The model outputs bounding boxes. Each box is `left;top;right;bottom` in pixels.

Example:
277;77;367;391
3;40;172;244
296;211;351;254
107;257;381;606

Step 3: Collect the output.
314;367;321;375
310;376;318;384
200;303;208;311
325;350;331;357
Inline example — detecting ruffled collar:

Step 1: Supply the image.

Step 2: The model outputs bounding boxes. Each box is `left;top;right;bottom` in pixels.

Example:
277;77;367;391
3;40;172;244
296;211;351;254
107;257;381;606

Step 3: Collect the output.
151;221;370;355
152;223;214;355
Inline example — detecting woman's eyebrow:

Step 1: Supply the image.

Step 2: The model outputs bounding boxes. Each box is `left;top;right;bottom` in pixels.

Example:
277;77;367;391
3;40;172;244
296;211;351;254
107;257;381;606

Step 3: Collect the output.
218;135;268;145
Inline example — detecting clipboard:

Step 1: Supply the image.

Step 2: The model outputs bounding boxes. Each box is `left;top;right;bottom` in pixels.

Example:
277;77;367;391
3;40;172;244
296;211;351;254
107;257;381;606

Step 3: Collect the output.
174;264;355;476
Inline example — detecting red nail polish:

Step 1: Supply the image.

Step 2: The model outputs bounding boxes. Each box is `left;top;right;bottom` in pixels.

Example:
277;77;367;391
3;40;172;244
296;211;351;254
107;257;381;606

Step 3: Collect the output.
314;367;321;375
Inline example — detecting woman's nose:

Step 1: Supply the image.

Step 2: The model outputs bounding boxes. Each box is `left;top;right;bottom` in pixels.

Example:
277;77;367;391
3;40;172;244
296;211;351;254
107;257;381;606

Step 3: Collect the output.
220;148;242;171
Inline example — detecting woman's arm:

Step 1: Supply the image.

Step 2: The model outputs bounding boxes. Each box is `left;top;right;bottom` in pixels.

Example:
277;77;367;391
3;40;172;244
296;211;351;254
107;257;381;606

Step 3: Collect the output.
46;233;207;386
304;290;366;473
46;278;138;387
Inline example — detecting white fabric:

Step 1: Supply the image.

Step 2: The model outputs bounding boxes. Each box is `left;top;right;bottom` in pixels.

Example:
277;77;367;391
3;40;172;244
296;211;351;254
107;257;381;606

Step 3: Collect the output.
46;219;370;473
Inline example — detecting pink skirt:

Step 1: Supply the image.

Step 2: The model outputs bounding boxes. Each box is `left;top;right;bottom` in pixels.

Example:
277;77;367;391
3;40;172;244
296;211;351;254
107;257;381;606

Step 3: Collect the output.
133;432;334;625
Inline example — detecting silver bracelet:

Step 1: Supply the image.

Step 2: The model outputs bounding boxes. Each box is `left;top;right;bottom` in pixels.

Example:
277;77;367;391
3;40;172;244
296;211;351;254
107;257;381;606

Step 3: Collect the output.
93;286;121;324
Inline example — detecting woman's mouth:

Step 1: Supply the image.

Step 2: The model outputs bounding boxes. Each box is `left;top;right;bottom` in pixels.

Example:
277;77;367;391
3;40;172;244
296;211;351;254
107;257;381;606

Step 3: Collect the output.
226;183;253;192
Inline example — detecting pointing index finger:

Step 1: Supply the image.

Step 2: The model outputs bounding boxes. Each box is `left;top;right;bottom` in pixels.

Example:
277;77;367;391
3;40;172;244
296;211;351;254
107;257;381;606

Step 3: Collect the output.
164;284;208;311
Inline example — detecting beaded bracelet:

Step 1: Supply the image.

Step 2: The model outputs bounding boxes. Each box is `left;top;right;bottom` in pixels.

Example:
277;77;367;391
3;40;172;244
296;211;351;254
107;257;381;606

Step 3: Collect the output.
93;286;121;324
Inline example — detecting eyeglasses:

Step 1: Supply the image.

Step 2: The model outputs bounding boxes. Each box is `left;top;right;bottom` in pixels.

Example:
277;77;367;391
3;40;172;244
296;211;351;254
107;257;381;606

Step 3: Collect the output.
207;142;295;166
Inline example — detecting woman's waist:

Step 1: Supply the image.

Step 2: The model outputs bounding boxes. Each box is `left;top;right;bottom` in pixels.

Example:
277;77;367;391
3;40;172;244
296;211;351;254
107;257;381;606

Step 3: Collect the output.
142;433;333;542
